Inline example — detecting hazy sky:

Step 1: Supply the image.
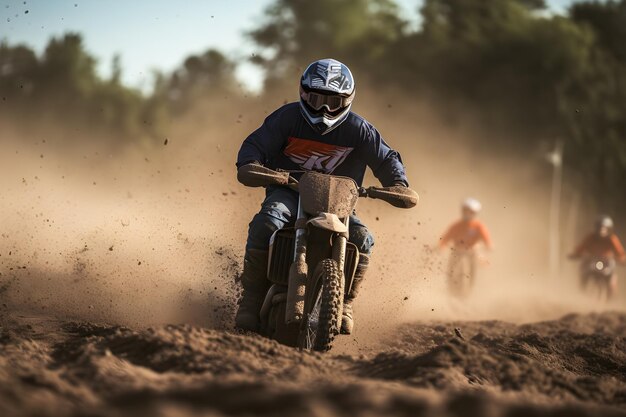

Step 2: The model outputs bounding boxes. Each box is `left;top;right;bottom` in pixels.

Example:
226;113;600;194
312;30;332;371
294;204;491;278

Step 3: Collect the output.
0;0;576;91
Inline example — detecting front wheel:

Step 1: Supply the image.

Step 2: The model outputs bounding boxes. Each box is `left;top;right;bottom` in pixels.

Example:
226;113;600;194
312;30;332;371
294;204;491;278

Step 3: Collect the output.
447;251;476;298
586;273;613;302
300;259;344;352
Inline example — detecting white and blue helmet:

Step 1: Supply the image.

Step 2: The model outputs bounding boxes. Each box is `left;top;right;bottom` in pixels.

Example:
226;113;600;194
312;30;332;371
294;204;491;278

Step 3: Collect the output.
299;58;355;135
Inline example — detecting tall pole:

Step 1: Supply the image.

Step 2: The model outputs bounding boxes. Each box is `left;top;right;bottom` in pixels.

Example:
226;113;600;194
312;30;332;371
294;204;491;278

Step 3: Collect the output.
548;140;564;279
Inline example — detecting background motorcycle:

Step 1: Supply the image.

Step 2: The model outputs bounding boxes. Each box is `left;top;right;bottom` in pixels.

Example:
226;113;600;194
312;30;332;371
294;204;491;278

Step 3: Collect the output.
580;257;616;301
447;249;476;298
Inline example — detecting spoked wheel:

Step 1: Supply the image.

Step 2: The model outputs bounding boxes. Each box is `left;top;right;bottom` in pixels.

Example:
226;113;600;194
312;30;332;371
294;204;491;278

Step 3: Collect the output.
303;289;323;350
448;253;475;298
589;275;611;302
300;259;344;352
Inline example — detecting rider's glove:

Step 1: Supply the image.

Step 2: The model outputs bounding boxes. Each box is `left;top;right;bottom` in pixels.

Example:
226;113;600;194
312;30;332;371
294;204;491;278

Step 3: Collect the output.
237;163;290;187
366;184;418;208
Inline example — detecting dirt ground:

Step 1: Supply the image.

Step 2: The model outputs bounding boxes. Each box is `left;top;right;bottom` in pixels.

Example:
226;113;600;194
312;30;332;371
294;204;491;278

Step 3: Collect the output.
1;310;625;417
1;95;625;416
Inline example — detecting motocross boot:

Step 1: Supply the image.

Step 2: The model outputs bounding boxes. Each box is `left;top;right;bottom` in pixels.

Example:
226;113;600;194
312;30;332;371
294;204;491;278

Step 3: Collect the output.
235;248;270;332
341;253;369;335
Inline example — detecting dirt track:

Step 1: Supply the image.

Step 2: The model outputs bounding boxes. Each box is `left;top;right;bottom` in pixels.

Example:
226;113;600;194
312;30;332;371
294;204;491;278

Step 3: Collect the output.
1;310;625;417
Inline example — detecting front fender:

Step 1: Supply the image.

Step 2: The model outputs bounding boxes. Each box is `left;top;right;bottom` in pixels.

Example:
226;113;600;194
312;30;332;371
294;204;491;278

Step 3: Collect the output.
307;212;348;234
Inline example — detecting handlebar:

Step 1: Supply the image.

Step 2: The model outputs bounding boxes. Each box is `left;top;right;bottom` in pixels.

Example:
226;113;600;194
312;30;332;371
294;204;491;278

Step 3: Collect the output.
237;164;419;209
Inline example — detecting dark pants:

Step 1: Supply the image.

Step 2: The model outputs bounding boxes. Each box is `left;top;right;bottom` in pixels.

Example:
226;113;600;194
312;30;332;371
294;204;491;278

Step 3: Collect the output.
246;187;374;254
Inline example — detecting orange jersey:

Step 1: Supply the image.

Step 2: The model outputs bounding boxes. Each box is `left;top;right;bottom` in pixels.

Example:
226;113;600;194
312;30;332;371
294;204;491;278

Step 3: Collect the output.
572;233;626;261
440;219;492;250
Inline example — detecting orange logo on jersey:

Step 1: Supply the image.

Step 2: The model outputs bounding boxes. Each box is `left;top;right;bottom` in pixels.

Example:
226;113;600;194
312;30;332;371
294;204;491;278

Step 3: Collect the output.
283;137;353;173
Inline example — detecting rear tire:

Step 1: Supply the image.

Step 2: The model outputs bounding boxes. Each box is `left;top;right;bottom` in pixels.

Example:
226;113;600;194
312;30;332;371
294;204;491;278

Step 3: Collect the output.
301;259;344;352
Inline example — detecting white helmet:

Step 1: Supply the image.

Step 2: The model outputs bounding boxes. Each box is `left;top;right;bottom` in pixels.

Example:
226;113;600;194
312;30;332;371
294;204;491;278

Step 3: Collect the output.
299;58;355;135
462;198;482;213
596;215;614;230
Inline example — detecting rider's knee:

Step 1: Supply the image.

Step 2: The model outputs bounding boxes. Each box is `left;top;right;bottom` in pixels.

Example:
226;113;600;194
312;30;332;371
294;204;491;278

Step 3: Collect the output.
350;225;374;255
246;203;291;250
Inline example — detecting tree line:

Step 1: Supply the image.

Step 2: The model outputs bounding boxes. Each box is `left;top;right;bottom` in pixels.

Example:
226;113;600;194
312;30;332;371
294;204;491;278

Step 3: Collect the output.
0;33;240;145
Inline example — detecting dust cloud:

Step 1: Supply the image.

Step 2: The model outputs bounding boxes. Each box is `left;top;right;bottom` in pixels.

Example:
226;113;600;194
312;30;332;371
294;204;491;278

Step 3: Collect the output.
0;91;623;338
0;101;257;327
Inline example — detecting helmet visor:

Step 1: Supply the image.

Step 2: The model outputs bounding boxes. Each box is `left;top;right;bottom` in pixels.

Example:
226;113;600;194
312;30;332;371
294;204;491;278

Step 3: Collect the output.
301;90;352;113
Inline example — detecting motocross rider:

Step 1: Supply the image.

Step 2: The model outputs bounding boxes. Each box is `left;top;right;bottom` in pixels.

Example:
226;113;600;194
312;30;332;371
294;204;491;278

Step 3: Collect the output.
235;58;409;334
439;198;492;295
568;215;626;298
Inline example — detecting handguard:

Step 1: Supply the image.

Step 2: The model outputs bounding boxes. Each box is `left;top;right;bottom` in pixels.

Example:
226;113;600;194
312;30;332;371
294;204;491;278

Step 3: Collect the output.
237;163;291;188
366;185;419;209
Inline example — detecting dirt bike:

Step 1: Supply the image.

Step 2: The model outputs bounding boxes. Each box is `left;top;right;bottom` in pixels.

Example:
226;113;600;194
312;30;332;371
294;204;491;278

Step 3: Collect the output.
237;164;418;351
446;249;476;298
579;257;616;301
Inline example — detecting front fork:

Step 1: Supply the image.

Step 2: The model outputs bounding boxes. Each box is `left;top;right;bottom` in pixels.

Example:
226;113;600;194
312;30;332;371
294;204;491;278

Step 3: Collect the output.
285;196;348;324
285;197;308;323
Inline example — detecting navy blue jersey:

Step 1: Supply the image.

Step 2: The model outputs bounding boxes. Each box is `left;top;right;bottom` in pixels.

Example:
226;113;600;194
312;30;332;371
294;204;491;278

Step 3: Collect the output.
236;102;408;187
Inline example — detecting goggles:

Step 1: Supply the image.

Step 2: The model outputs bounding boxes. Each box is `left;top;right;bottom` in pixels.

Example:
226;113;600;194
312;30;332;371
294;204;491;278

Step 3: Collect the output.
300;89;353;113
